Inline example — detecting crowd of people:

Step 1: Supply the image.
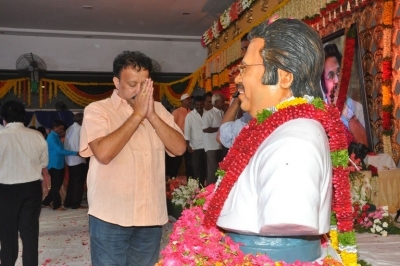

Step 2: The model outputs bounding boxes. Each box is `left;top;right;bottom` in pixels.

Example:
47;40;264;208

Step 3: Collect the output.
0;17;369;266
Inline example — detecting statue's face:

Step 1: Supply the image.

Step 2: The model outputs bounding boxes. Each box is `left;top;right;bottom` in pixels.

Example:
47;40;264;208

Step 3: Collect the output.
323;56;340;103
234;38;292;117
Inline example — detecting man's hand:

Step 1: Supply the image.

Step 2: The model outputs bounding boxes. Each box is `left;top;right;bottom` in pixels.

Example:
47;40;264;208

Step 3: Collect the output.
187;145;193;153
128;78;152;119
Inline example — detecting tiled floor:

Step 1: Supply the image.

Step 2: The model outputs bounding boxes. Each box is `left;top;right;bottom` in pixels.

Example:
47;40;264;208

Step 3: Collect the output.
3;208;400;265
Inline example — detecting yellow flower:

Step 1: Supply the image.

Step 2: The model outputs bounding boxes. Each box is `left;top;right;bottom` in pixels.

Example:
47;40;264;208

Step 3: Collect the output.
276;97;308;110
330;229;339;250
340;251;358;266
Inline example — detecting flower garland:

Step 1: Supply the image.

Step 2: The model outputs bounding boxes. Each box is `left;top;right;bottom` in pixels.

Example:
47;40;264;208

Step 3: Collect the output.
201;0;257;47
159;97;356;265
381;0;394;140
335;27;356;112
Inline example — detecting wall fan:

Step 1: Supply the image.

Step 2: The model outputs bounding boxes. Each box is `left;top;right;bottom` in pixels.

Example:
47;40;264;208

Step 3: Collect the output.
16;53;47;92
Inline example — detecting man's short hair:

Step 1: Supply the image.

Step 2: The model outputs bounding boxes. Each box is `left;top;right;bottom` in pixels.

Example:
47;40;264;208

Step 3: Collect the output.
113;51;153;79
0;100;25;123
203;91;213;101
248;18;324;98
52;119;65;129
193;95;204;103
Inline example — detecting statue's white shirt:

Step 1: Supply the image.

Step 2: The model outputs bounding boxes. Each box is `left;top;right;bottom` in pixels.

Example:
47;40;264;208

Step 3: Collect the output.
217;118;332;236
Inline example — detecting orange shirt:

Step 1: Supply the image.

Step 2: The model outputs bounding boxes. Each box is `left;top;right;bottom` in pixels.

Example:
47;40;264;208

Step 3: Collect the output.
80;90;182;226
172;106;191;133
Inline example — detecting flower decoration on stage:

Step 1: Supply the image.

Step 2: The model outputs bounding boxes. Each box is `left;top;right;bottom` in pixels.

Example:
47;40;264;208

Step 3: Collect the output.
171;178;201;209
352;204;400;236
166;177;185;201
157;96;355;265
201;0;256;47
382;59;393;136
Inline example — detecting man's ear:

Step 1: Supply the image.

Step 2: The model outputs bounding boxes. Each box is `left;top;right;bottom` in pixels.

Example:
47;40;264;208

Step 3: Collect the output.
113;77;120;89
277;69;293;90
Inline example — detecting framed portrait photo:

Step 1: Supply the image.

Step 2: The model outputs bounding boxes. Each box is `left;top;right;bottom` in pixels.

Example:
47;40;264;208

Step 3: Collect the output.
322;23;373;151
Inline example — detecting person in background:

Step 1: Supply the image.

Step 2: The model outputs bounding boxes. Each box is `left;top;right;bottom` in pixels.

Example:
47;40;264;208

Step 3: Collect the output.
170;93;193;178
217;33;252;148
0;100;50;266
42;119;78;210
64;113;88;209
203;91;213;111
80;51;185;266
202;93;225;185
184;95;207;186
37;126;48;139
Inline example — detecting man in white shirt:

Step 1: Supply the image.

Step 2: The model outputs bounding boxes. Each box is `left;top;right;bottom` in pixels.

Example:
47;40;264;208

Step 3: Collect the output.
184;96;207;186
202;93;225;184
64;113;88;209
0;100;49;266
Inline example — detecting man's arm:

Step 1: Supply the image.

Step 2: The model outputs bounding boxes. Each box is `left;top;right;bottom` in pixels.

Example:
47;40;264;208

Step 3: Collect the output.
148;110;186;156
88;113;144;164
41;167;51;193
203;127;219;133
217;98;241;143
48;134;77;156
184;115;193;153
202;110;219;133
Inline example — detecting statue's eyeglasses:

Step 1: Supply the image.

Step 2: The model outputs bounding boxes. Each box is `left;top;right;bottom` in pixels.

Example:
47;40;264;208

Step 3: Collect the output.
238;64;264;75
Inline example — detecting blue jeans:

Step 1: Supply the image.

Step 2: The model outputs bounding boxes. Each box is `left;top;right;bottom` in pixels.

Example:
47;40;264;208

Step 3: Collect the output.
89;215;162;266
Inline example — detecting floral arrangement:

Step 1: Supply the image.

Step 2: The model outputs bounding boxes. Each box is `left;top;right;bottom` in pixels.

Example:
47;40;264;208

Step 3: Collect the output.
158;184;342;265
166;177;186;201
158;97;355;265
171;178;201;209
201;0;257;47
352;203;400;236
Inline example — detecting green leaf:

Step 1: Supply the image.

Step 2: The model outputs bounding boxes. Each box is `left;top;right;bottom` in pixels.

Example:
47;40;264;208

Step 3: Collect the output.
256;109;273;124
331;150;348;167
311;97;325;110
338;231;357;246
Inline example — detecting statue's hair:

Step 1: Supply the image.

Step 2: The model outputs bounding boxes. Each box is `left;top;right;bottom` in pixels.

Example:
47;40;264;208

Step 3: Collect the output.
248;19;324;98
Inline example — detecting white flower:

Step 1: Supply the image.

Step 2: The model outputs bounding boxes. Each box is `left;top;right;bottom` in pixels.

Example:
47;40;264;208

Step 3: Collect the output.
381;230;388;237
382;206;388;211
382;222;388;228
374;219;381;224
382;212;389;217
370;228;375;233
375;225;382;232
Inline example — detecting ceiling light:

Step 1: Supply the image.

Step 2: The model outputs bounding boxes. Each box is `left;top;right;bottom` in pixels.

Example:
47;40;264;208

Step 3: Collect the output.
83;5;93;9
181;12;190;15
